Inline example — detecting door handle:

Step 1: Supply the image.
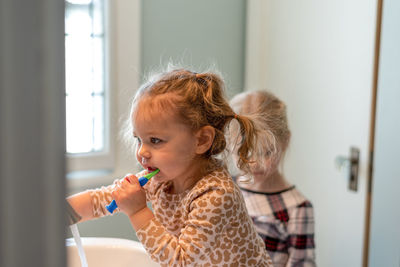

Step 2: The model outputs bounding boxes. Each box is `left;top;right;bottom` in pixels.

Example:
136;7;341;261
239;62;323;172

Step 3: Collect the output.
335;147;360;191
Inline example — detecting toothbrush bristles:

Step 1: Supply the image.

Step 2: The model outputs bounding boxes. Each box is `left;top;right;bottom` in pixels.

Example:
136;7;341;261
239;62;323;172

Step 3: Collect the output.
144;169;159;179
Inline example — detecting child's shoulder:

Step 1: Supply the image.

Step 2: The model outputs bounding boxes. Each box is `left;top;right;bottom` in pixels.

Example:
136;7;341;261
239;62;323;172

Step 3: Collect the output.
193;167;235;192
186;168;241;211
184;167;238;203
284;187;313;208
240;186;313;216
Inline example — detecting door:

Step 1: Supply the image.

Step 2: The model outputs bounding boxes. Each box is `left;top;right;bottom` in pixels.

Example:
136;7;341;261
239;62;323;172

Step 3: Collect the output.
368;0;400;265
245;1;377;266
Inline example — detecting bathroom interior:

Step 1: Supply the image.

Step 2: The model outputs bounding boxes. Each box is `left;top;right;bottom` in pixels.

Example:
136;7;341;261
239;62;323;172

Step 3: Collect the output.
1;0;399;266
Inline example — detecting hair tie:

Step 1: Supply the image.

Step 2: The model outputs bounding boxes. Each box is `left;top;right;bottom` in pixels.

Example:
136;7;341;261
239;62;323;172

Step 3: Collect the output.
234;113;238;119
194;73;208;87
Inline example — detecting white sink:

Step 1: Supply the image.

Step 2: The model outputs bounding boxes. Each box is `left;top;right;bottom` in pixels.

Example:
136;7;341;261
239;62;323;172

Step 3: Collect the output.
66;237;159;267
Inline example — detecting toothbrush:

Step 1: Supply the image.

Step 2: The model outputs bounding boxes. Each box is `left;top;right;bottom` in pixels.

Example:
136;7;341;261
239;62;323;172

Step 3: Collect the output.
106;169;159;213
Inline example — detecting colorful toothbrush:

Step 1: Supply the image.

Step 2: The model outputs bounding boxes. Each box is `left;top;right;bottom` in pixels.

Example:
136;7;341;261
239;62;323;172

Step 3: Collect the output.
106;169;160;213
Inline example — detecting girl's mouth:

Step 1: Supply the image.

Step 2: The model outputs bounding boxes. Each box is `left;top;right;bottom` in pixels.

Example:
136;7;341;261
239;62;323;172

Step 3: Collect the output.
147;166;158;172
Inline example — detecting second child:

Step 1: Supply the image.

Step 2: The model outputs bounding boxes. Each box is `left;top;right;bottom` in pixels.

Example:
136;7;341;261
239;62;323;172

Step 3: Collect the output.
230;90;316;267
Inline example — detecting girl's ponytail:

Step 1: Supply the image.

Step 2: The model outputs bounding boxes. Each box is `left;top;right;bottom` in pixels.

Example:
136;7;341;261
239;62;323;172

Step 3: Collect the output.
231;114;258;174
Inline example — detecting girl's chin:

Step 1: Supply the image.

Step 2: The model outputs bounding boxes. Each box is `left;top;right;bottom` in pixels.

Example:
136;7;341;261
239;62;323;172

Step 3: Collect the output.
152;173;165;181
153;176;170;184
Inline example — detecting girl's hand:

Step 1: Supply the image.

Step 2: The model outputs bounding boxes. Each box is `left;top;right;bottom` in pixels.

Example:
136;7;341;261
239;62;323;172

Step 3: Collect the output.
111;174;147;217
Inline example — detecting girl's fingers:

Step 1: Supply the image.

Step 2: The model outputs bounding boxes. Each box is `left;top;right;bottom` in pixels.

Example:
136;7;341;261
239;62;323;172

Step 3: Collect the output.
113;180;120;190
114;174;139;192
125;174;139;186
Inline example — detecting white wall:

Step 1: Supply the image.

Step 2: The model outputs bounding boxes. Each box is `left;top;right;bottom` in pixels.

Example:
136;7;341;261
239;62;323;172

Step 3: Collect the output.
141;0;246;97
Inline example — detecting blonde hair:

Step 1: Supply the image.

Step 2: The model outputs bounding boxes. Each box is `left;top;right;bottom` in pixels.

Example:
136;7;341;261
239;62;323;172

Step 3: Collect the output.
126;67;263;174
229;90;291;172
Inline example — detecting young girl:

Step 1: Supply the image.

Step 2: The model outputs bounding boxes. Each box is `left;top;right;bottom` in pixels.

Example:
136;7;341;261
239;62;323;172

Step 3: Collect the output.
67;69;273;266
229;90;316;267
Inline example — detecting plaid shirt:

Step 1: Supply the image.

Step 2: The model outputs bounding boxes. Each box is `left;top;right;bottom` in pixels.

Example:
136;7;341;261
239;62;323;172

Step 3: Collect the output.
239;186;316;267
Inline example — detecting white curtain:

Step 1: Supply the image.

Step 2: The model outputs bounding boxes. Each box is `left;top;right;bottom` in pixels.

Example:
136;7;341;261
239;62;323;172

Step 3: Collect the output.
0;0;66;266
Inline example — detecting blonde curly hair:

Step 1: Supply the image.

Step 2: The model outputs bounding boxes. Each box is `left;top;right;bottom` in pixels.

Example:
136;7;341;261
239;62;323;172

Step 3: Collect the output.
229;90;291;175
124;67;265;174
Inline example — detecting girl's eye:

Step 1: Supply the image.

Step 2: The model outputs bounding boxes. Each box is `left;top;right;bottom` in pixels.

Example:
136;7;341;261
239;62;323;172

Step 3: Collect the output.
134;136;142;144
150;137;162;144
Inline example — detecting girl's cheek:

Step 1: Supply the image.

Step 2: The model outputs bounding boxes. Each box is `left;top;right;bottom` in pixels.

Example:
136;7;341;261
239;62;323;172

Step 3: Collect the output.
135;154;142;164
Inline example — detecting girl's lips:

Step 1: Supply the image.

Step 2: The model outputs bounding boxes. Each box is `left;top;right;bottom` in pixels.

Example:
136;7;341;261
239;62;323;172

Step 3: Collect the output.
147;167;157;172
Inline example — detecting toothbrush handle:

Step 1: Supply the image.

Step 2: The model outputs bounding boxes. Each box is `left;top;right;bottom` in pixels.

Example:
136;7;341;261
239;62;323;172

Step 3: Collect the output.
138;177;149;186
105;177;149;213
106;200;118;214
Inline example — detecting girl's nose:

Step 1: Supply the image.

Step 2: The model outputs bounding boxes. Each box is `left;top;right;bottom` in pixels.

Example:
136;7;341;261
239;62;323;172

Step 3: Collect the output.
137;144;151;159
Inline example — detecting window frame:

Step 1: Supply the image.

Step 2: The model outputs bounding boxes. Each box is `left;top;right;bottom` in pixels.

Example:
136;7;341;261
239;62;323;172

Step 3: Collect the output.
65;0;115;173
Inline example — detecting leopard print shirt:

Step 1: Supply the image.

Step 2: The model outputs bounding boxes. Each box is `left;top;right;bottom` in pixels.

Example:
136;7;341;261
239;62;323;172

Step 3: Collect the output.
89;168;273;267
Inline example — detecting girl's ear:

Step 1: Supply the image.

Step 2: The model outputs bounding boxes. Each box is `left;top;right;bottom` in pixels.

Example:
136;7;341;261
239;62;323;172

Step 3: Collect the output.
195;126;215;154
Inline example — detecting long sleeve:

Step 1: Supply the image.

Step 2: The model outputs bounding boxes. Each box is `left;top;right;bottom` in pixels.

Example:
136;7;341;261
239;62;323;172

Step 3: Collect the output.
89;170;149;218
89;183;118;217
285;201;316;267
136;169;272;267
240;185;315;267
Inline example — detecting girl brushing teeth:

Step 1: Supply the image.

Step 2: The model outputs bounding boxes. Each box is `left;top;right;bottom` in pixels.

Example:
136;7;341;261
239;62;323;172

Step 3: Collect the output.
67;68;273;266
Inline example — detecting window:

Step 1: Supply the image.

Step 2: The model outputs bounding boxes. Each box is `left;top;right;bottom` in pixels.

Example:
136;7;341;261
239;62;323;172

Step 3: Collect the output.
65;0;113;172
